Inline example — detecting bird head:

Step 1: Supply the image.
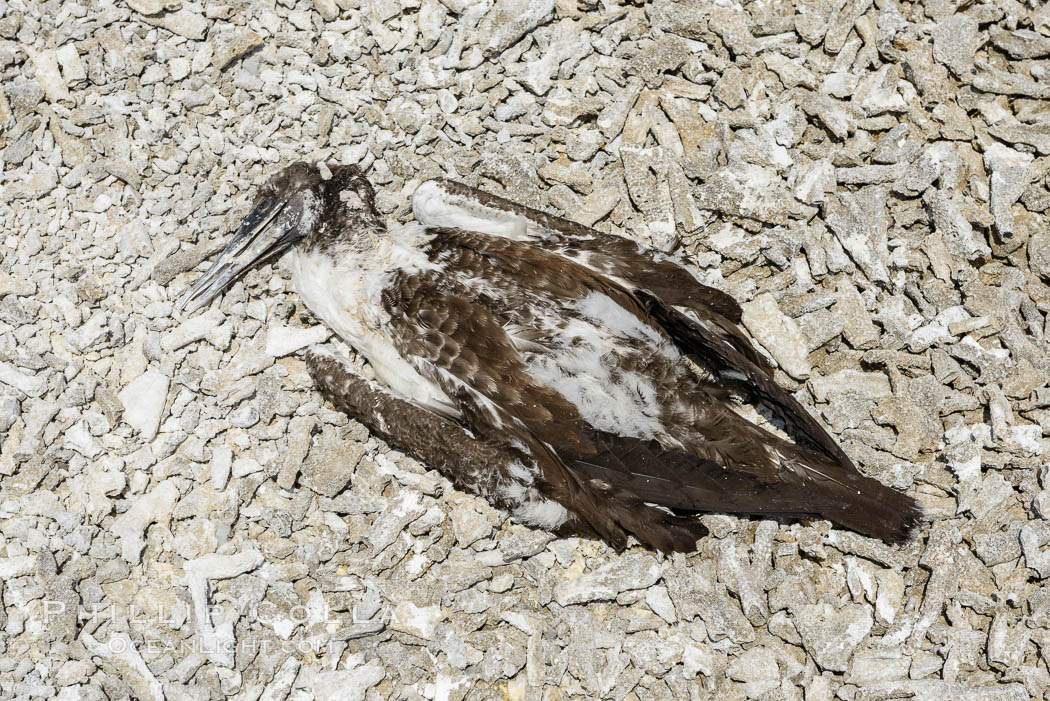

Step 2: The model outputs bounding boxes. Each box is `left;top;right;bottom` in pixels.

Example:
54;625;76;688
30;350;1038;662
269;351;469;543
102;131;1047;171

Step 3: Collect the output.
176;161;381;315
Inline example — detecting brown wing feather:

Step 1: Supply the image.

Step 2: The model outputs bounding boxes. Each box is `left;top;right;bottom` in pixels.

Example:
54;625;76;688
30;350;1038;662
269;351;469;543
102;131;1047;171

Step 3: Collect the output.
377;254;708;550
637;291;856;470
380;267;590;451
378;226;921;544
413;228;790;480
305;349;524;511
429;212;856;476
430;179;743;322
568;433;922;543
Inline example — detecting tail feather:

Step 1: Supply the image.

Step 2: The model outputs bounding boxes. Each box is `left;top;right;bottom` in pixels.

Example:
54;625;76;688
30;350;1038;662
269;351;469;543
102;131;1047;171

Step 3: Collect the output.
773;442;923;543
557;476;710;553
568;431;923;544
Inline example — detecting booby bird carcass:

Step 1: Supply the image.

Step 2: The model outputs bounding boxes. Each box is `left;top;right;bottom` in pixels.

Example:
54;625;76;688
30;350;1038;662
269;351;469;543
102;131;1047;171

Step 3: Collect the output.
176;162;922;553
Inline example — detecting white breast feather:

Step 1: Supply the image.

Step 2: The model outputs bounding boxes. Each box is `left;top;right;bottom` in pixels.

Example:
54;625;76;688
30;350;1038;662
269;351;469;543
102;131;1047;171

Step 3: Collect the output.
512;499;569;529
288;223;457;416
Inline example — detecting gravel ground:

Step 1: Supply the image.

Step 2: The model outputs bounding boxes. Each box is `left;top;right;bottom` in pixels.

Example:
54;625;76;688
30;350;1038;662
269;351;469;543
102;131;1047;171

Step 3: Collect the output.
2;0;1050;699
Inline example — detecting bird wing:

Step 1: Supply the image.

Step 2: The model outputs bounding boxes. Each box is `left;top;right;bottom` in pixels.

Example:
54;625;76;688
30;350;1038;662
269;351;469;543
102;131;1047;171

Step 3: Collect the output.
305;347;531;510
378;226;920;544
375;241;706;551
638;292;856;470
412;179;743;322
380;229;760;493
410;180;852;466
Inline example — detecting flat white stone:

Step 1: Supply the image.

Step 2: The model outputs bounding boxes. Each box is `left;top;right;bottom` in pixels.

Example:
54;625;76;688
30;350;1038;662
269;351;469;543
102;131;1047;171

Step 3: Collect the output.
794;601;873;672
183;549;265;668
232;456;263;478
809;369;892;402
163;308;227;352
118;370;170;440
111;479;179;564
67;311;109;352
64;420;103;458
390;601;444;640
184;549;265;581
0;362;47;397
741;293;812;379
140;8;209;40
645;585;678;624
55;43;86;84
0;273;36;297
792;158;835;204
260;659;302;701
126;0;169;13
727;645;779;683
169;56;191;81
30;48;71;103
265;324;331;357
211;445;232;489
313;664;386;701
0;555;36;579
553;553;662;606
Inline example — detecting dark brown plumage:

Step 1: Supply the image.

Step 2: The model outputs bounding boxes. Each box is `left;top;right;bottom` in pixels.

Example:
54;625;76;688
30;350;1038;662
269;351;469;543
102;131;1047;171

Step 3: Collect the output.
376;217;921;549
305;349;709;553
179;163;923;553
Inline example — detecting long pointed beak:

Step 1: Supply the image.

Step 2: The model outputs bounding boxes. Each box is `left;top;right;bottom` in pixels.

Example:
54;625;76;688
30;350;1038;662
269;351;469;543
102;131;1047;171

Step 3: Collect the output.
176;194;291;315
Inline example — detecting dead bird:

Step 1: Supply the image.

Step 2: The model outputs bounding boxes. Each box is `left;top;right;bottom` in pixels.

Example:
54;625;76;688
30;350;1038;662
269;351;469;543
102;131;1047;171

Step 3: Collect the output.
177;162;922;552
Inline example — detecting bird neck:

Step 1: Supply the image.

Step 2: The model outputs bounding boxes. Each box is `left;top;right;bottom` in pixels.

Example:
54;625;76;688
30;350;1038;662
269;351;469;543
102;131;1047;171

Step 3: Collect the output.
302;184;387;255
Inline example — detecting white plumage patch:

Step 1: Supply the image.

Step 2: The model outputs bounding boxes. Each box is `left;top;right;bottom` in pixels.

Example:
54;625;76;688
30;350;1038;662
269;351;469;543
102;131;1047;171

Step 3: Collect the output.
412;180;531;241
512;499;569;529
505;459;535;482
495;459;567;529
288;224;457;417
518;291;673;441
574;291;670;350
525;351;664;440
